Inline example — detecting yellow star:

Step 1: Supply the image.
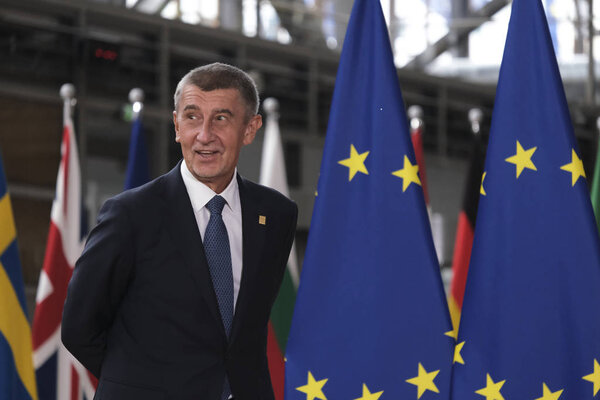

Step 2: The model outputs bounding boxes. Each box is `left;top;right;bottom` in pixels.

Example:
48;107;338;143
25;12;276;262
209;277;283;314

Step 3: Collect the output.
475;373;505;400
392;155;422;192
560;149;586;186
583;358;600;396
454;341;465;365
535;383;563;400
480;171;487;196
354;383;383;400
406;362;440;399
444;327;458;340
338;144;369;181
505;140;537;178
296;371;328;400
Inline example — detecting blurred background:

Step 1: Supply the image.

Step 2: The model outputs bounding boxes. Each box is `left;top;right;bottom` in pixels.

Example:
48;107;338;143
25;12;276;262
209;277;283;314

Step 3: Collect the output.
1;0;600;317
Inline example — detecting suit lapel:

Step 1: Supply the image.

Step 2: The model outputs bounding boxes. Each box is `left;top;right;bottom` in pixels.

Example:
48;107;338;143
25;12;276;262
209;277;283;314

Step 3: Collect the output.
229;175;266;345
162;162;223;332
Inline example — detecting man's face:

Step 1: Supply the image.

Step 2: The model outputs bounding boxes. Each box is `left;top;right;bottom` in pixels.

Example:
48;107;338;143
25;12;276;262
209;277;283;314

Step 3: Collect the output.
173;85;261;193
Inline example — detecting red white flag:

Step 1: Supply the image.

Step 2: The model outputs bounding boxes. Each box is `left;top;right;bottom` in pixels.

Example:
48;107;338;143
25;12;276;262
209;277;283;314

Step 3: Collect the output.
410;123;430;206
259;99;299;400
32;90;97;400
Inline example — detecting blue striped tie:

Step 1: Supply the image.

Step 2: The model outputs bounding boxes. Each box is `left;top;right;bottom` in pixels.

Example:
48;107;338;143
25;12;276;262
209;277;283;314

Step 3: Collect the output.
204;195;233;400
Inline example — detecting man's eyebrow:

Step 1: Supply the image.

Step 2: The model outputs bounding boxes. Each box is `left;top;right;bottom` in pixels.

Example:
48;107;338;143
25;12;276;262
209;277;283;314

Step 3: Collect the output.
214;108;233;116
182;104;199;111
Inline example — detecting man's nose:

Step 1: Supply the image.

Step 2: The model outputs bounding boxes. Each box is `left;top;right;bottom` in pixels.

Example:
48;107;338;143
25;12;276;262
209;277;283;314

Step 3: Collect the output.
196;120;213;143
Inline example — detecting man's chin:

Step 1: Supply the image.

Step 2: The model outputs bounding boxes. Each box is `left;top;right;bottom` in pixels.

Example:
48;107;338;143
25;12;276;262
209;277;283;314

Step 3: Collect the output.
190;167;235;189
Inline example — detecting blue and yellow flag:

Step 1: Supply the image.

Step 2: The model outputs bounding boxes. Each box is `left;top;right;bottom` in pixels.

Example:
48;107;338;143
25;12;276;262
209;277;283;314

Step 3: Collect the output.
284;0;454;398
450;0;600;399
0;152;38;400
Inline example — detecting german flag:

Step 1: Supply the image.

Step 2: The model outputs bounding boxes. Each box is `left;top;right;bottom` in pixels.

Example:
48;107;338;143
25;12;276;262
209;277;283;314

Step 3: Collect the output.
448;133;485;335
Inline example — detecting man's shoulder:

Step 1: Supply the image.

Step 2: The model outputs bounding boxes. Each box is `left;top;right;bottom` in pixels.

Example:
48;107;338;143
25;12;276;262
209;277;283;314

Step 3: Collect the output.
106;164;180;209
237;176;296;211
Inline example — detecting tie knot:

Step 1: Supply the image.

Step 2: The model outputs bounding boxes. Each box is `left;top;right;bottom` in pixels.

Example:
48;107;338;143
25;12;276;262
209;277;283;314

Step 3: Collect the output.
206;195;226;215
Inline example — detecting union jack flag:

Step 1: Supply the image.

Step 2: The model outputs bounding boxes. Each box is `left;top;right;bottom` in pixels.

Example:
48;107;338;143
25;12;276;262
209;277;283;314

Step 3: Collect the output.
32;87;97;400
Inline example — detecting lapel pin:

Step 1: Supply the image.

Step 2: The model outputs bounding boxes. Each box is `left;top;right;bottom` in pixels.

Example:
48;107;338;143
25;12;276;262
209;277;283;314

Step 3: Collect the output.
259;215;266;225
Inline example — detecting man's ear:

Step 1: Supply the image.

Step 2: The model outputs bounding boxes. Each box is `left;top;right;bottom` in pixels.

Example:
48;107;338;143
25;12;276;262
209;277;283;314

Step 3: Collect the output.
173;111;180;143
243;114;262;146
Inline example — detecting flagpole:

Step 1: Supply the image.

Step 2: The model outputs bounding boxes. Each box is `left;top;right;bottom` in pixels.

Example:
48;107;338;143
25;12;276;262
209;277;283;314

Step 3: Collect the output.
129;88;144;121
263;97;279;120
60;83;76;121
468;107;482;137
408;105;423;132
407;104;429;207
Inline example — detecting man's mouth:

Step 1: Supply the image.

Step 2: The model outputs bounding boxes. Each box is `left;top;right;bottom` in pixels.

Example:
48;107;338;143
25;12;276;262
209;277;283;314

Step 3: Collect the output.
195;150;219;157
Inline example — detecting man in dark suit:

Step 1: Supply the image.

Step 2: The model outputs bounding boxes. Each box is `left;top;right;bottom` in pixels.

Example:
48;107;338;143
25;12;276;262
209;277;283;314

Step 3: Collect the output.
61;63;298;400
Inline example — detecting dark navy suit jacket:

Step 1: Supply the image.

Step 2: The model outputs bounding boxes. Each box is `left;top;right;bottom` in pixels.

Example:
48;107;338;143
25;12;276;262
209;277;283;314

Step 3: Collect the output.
62;161;297;400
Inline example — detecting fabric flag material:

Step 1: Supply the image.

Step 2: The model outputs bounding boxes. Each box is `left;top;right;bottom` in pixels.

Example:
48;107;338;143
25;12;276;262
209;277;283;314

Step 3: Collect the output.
32;95;96;400
124;116;150;190
451;0;600;399
259;100;299;400
0;152;39;400
590;132;600;232
285;0;454;398
447;133;485;336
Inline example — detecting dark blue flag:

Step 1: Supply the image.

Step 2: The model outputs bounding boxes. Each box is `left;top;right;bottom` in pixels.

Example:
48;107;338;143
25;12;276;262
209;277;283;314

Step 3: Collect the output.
284;0;454;399
124;117;150;190
451;0;600;399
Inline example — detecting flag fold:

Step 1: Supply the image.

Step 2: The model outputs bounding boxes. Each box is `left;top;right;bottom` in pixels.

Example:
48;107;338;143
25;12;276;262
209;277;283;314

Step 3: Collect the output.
451;0;600;399
285;0;453;398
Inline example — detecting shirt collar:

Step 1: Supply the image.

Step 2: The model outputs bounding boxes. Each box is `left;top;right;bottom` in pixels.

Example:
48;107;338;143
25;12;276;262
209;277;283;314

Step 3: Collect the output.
180;161;239;214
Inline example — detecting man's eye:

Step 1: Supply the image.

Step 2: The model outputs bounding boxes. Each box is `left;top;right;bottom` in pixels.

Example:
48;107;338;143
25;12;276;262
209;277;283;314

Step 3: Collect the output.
216;115;227;121
187;114;197;120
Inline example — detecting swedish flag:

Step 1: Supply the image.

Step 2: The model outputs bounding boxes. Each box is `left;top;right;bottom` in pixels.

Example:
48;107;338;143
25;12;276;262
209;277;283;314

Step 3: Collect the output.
451;0;600;398
0;152;38;400
285;0;454;398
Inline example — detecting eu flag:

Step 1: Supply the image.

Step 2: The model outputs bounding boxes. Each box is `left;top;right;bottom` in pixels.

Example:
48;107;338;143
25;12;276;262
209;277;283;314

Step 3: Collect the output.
284;0;454;398
124;117;150;190
450;0;600;398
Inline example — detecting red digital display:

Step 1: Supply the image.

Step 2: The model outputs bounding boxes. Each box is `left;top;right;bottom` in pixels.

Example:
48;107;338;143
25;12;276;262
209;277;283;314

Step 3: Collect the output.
94;48;118;61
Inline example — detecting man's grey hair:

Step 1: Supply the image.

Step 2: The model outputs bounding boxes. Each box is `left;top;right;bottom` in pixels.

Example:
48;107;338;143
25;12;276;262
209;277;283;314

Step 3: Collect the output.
173;63;260;120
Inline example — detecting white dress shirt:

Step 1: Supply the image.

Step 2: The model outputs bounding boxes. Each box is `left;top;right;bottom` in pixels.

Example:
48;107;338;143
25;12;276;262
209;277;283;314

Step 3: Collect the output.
180;162;243;311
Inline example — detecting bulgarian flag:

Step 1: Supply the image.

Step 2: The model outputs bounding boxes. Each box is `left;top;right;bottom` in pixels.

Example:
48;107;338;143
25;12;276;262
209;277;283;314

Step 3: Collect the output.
259;98;299;400
448;132;485;336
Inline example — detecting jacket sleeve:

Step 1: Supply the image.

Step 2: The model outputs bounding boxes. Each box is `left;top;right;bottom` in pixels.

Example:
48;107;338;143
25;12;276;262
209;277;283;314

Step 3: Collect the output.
61;197;135;378
270;200;298;306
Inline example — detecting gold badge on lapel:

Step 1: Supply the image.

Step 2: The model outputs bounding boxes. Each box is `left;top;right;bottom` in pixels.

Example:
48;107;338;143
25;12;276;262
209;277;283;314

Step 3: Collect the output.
258;215;266;225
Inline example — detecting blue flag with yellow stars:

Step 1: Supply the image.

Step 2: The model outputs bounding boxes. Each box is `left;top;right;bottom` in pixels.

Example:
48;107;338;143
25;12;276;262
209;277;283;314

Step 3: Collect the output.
284;0;454;399
450;0;600;399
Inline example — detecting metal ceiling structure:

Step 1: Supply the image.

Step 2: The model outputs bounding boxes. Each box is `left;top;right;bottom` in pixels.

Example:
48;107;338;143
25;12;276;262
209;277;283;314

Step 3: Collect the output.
1;0;598;209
